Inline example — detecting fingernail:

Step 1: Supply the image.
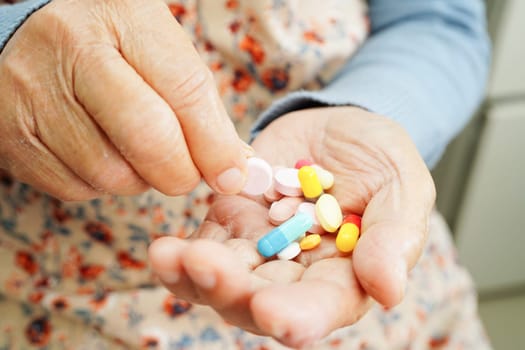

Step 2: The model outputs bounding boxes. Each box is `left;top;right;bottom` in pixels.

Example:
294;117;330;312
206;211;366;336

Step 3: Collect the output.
241;141;255;158
186;265;216;289
156;270;180;285
217;167;245;194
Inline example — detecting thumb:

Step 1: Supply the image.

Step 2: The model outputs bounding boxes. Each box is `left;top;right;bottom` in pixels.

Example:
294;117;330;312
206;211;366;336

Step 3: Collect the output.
352;152;436;307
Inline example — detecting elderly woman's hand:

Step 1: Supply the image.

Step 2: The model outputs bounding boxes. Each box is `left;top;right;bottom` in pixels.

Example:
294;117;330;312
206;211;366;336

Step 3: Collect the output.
0;0;250;200
149;107;436;348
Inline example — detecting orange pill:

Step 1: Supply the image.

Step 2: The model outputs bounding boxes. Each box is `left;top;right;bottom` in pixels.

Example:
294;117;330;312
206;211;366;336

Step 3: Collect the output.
299;234;322;250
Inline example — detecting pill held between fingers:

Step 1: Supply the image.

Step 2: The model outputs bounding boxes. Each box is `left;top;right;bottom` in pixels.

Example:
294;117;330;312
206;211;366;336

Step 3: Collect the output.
241;157;273;196
315;193;343;233
257;212;313;258
298;166;324;201
268;197;302;226
299;234;321;250
311;164;334;190
294;159;313;169
336;223;359;253
277;242;301;260
274;168;303;197
295;202;324;234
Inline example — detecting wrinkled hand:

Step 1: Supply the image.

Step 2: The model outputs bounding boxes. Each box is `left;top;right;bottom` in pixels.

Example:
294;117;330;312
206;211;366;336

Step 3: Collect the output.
0;0;249;200
149;107;436;347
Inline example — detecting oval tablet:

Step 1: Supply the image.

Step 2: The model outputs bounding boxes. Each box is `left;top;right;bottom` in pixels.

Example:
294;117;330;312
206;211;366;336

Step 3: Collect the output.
299;234;321;250
315;194;343;233
311;165;334;190
242;157;273;196
274;168;303;197
277;242;301;260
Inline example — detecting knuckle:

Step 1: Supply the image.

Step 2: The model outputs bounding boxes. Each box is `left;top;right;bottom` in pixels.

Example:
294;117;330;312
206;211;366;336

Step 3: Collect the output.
87;163;148;195
162;174;200;196
172;66;215;109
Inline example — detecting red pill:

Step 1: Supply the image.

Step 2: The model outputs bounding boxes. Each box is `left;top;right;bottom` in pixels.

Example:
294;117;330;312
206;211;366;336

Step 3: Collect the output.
343;214;362;230
294;159;313;169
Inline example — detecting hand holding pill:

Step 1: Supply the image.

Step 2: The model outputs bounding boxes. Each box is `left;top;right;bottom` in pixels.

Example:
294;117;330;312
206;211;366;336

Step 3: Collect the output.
149;107;436;348
0;0;251;200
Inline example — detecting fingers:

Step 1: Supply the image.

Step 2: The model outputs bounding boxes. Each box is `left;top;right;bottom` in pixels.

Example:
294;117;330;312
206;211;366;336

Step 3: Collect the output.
115;2;249;194
251;258;370;348
352;151;436;307
2;133;102;201
150;238;264;331
148;237;202;301
33;90;149;195
195;195;273;240
73;47;201;196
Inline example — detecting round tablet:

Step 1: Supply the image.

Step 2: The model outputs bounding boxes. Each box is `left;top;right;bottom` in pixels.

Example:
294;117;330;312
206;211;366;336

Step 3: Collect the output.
277;242;301;260
241;157;273;196
274;167;303;197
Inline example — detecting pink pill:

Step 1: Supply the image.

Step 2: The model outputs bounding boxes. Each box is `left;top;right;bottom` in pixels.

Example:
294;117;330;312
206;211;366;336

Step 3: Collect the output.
294;159;313;169
274;168;303;197
263;166;285;203
241;157;273;196
295;202;325;234
268;197;303;225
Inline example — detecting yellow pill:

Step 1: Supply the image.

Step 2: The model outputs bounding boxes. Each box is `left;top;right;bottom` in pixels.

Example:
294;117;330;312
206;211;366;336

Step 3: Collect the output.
315;194;343;233
336;223;359;253
312;165;334;190
298;166;324;200
299;234;322;250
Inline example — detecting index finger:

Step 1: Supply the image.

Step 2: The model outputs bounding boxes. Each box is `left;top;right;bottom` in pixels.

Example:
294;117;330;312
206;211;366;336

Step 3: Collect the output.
117;2;250;194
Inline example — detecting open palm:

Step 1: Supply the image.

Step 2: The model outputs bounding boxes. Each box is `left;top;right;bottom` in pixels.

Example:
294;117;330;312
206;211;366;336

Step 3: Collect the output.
149;107;435;348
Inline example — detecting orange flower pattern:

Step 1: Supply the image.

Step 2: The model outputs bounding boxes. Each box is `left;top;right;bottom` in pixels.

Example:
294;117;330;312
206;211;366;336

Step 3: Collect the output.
0;0;488;349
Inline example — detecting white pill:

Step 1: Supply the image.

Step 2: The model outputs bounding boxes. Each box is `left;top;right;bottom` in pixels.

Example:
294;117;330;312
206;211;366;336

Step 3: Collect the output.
277;242;301;260
242;157;273;196
295;202;325;234
312;165;334;190
315;194;343;233
274;168;303;197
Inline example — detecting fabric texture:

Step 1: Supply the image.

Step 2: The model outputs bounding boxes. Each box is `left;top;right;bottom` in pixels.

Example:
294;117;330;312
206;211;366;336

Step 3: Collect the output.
251;0;491;168
0;0;50;52
0;0;491;349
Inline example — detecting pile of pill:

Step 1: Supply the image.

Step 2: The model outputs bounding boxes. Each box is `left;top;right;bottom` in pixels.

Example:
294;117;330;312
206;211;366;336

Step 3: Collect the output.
242;157;362;260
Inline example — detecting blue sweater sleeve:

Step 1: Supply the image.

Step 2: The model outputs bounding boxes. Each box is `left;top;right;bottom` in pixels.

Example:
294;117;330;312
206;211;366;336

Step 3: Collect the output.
0;0;51;52
251;0;491;169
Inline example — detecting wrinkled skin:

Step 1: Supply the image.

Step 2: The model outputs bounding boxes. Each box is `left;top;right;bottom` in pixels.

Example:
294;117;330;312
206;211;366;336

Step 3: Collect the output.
0;0;251;200
149;107;436;348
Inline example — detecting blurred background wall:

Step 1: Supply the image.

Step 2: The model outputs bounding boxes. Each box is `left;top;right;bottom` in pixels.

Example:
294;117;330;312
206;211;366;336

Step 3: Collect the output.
432;0;525;348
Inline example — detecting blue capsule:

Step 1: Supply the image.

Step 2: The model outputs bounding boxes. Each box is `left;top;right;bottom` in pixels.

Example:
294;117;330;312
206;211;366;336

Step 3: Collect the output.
257;212;313;258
